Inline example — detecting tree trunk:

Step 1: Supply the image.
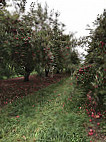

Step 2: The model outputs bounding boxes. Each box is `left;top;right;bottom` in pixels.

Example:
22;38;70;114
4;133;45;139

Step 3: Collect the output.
24;72;30;82
56;69;60;74
45;69;49;77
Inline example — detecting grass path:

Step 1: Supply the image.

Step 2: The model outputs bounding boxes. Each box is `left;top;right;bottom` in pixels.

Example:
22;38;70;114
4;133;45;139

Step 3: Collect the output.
0;77;92;142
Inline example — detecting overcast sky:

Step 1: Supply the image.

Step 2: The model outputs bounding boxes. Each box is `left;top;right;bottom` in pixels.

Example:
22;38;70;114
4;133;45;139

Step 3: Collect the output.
26;0;106;38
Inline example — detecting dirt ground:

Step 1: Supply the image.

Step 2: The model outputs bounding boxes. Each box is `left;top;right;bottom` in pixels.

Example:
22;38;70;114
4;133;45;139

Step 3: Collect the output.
0;74;67;107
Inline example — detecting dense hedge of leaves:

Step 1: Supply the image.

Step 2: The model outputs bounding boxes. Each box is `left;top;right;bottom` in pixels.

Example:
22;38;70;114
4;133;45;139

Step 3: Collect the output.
75;10;106;110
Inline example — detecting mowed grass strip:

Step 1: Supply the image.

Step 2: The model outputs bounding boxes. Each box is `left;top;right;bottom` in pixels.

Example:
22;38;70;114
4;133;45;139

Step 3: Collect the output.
0;77;90;142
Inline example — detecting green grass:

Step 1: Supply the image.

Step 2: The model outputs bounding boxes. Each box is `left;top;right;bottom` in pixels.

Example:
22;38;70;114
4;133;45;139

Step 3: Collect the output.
0;70;37;80
0;77;91;142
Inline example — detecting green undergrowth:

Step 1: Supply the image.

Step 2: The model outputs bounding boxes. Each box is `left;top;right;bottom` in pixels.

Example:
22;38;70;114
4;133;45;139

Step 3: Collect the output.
0;70;37;80
0;77;91;142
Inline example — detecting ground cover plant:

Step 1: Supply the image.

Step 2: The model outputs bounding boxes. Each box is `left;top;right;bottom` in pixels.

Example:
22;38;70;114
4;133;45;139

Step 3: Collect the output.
0;76;92;142
0;75;106;142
